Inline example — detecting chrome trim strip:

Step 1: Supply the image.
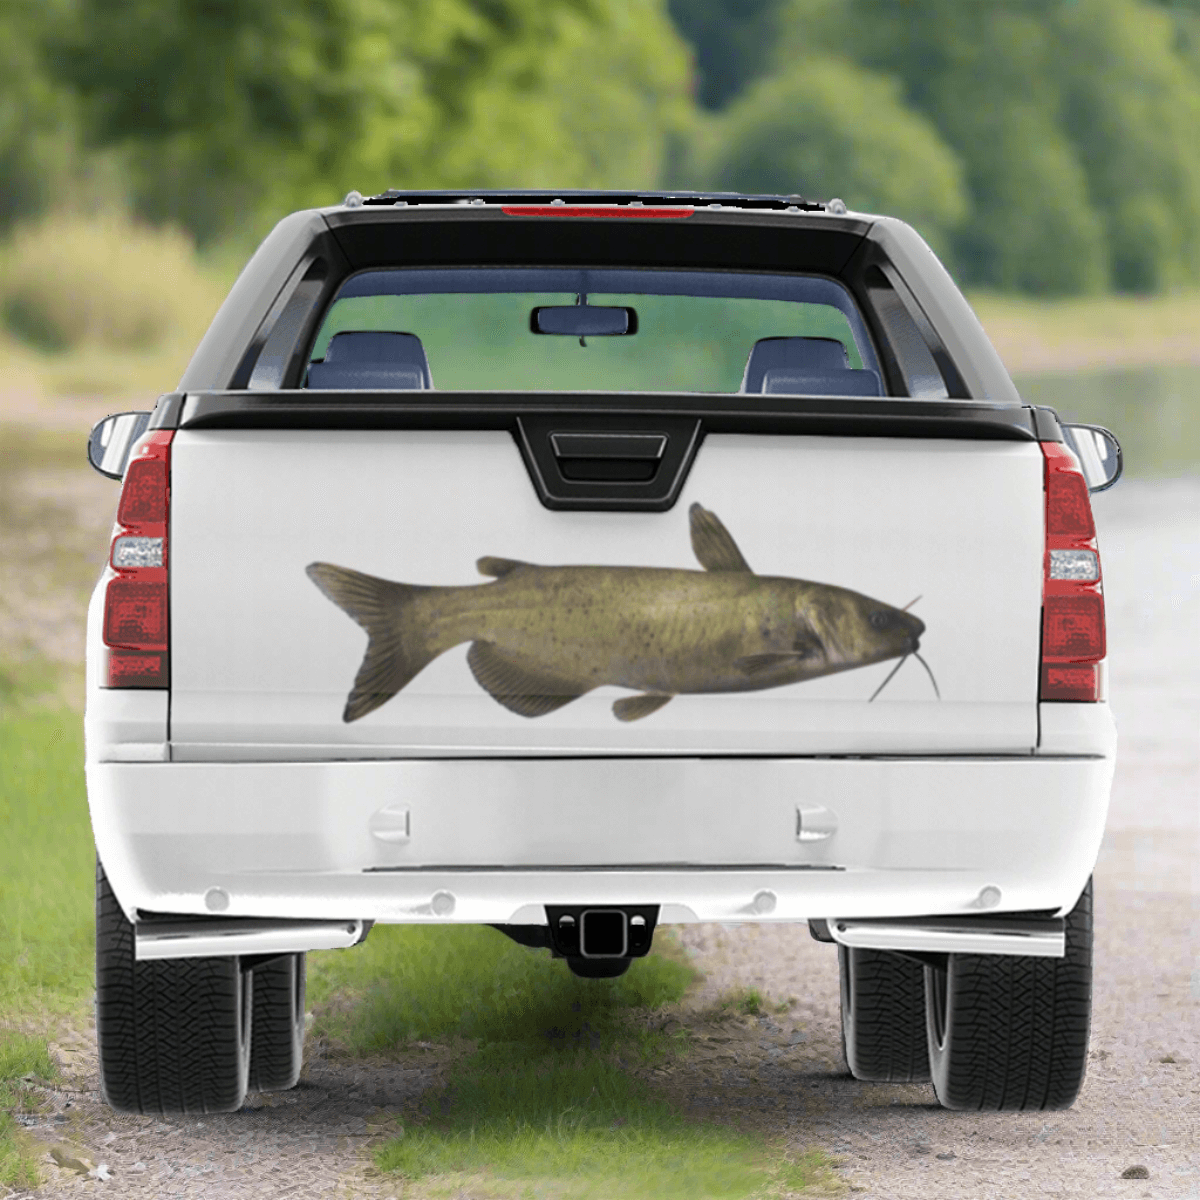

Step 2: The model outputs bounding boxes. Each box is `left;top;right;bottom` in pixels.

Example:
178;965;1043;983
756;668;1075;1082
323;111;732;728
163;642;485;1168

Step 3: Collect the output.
135;918;364;961
829;916;1065;958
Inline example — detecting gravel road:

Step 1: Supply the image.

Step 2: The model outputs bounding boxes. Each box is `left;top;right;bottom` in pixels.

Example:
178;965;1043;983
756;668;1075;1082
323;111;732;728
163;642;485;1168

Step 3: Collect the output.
3;426;1196;1199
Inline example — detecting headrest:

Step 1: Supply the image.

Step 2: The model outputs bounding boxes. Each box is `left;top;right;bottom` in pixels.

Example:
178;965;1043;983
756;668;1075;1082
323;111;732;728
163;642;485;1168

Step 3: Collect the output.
741;336;881;397
306;331;433;389
760;370;883;396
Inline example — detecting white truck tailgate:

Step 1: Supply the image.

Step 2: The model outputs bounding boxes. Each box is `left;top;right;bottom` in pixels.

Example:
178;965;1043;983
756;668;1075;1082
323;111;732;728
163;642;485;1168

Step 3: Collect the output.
168;429;1043;757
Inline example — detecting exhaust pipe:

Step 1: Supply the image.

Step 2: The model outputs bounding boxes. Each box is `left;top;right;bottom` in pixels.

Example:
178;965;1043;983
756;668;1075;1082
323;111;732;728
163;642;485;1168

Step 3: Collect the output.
135;917;367;961
827;915;1065;959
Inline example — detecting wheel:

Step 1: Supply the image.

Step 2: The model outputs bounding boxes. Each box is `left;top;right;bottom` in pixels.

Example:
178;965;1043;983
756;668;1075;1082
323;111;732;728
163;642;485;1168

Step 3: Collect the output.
838;945;931;1082
249;953;306;1091
924;878;1093;1111
95;859;252;1114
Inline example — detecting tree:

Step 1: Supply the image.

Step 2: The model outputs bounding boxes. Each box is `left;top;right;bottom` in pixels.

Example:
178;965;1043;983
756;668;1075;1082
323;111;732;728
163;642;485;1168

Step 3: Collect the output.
666;0;785;109
0;1;80;231
53;0;696;242
698;57;968;260
773;0;1200;293
1054;0;1200;290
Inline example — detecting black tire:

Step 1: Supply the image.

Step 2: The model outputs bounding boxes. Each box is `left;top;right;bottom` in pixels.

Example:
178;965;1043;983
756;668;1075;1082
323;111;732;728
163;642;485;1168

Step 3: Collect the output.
249;953;306;1092
95;859;252;1114
924;878;1093;1111
838;945;932;1082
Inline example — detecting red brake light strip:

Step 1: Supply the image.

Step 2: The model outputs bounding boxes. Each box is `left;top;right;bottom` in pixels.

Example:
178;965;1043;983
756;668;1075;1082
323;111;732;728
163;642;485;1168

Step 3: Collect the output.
501;205;694;219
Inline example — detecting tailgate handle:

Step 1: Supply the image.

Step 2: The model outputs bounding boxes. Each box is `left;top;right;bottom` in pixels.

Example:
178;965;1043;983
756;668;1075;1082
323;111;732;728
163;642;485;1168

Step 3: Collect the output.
549;432;667;460
550;432;668;483
516;415;702;511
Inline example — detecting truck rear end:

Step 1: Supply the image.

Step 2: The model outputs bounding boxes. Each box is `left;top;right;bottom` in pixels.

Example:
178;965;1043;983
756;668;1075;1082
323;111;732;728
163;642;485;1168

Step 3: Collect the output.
83;193;1118;1114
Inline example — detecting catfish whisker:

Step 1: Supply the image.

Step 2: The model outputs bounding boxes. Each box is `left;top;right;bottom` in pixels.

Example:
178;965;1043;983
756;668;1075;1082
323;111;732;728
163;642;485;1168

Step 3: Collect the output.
868;655;908;702
913;651;940;700
902;595;922;611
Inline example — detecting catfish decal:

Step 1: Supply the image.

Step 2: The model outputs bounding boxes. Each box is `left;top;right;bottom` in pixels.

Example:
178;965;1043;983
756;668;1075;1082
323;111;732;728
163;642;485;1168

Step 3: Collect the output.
307;503;936;723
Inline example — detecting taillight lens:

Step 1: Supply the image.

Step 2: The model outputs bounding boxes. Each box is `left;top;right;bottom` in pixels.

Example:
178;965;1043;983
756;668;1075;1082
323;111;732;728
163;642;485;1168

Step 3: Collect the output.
1040;441;1104;701
117;457;168;526
102;430;172;687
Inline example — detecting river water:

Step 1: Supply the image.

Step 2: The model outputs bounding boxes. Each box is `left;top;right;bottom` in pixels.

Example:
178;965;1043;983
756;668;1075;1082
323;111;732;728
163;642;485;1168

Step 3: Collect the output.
1016;362;1200;479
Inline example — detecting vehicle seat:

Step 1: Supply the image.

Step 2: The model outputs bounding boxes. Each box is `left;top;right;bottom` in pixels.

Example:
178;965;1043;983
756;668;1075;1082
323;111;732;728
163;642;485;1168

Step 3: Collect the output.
306;331;433;389
741;336;882;396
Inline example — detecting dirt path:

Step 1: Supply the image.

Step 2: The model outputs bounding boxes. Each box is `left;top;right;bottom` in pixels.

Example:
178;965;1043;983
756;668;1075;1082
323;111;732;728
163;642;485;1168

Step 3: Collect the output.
2;410;1196;1198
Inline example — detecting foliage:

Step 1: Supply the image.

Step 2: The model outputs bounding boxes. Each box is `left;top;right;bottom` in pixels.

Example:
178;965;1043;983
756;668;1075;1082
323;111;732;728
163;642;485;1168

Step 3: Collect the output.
52;0;693;242
5;0;1200;299
666;0;785;109
0;212;226;352
699;57;967;257
0;1;80;233
767;0;1200;294
1054;0;1200;290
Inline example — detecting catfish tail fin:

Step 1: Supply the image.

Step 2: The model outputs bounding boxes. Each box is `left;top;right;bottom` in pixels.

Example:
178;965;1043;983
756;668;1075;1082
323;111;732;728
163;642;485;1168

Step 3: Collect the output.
306;562;438;722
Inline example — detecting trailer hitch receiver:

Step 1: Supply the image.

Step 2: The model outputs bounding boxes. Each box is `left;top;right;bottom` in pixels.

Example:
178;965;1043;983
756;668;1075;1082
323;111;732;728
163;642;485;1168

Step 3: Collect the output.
545;905;659;959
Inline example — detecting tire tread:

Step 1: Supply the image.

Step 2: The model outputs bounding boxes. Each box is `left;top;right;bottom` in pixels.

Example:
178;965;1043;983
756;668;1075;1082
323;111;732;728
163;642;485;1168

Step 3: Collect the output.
95;860;250;1114
840;945;932;1083
926;879;1093;1111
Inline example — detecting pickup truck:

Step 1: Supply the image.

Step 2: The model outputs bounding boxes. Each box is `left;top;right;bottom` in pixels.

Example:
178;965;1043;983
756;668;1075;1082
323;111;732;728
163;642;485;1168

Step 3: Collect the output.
84;189;1121;1116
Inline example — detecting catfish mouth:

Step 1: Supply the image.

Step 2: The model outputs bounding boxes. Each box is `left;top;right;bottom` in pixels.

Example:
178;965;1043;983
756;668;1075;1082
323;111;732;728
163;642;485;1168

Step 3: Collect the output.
902;612;926;653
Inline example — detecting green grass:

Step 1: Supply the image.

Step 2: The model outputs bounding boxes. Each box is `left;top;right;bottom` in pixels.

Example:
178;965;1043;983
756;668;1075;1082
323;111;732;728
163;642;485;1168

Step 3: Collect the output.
0;658;88;1191
0;663;95;1024
0;424;84;475
309;928;837;1198
0;1029;57;1189
0;677;94;1022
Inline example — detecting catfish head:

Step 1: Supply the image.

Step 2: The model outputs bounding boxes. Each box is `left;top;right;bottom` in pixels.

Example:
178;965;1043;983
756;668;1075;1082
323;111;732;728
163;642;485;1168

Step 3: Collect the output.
798;583;925;671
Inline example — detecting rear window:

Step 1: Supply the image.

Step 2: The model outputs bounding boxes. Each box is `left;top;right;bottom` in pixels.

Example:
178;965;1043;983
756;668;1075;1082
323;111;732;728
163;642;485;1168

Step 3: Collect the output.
306;268;882;394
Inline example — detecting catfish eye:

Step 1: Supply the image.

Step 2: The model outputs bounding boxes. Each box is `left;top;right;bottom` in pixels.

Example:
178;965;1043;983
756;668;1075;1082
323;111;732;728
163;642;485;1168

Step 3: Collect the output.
869;611;891;630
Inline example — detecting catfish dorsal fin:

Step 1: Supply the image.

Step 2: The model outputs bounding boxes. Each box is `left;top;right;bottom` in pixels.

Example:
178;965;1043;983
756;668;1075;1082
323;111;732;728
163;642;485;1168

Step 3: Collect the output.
477;556;529;578
689;503;752;572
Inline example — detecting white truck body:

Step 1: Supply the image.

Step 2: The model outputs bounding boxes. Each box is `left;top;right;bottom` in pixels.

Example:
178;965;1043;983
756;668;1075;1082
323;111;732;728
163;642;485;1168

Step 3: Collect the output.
84;194;1116;952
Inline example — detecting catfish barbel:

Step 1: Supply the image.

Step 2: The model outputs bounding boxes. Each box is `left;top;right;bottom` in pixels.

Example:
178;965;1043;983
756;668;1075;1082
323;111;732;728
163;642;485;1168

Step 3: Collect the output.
307;503;927;723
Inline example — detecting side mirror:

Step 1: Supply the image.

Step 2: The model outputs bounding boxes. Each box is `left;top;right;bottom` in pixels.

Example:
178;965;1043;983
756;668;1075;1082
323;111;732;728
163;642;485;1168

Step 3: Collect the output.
1062;423;1122;493
88;412;151;480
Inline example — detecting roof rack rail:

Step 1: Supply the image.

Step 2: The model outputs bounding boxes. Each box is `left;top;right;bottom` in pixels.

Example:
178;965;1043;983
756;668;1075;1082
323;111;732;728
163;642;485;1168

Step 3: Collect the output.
350;189;835;213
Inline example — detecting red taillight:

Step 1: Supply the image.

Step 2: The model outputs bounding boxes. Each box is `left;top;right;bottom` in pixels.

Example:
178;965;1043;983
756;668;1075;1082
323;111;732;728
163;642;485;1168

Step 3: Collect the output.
501;205;694;219
103;431;172;688
103;580;167;648
1045;470;1094;539
117;457;168;526
1042;593;1105;659
1039;441;1104;701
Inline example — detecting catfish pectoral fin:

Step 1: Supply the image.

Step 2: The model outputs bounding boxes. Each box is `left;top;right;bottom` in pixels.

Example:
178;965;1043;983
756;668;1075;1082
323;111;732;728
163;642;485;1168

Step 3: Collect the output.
306;563;436;723
466;641;587;718
612;693;673;722
735;651;818;678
